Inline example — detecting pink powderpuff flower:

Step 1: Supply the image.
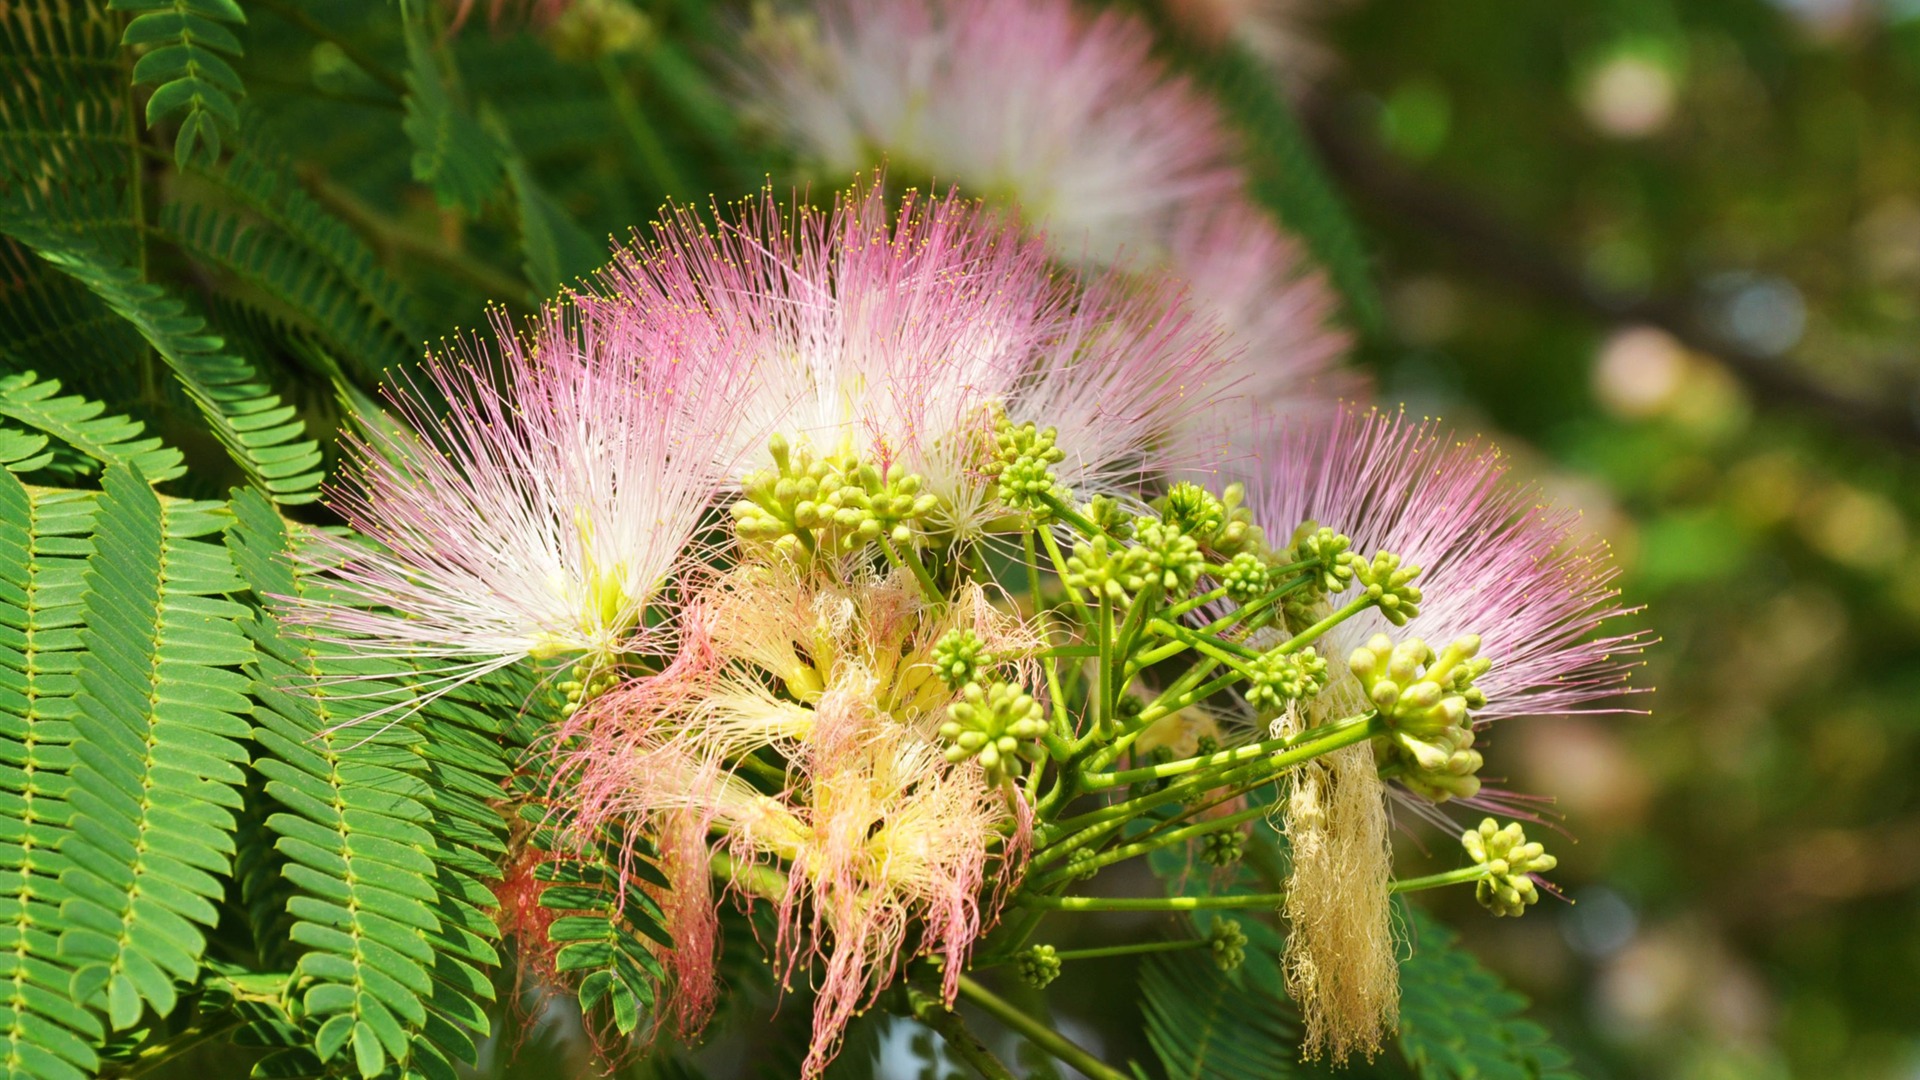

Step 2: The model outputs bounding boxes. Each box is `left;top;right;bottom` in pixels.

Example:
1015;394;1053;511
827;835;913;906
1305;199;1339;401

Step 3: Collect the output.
576;181;1237;530
739;0;1239;270
1243;407;1645;731
1167;200;1360;458
737;0;1355;456
285;302;749;703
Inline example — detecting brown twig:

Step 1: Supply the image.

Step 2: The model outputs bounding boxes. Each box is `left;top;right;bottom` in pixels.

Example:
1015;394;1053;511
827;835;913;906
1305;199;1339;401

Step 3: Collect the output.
1300;93;1920;454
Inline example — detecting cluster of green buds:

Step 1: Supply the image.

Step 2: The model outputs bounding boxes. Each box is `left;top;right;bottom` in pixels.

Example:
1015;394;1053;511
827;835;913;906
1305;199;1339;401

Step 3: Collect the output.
1130;520;1205;596
1063;534;1146;603
1086;494;1136;541
1017;944;1062;989
1152;482;1265;558
1220;551;1272;604
1279;523;1357;628
1244;646;1329;714
1200;828;1245;868
939;680;1048;785
730;435;940;555
553;660;622;717
1462;818;1557;917
986;415;1068;515
1352;633;1490;801
1353;551;1423;626
1207;919;1248;972
930;627;994;690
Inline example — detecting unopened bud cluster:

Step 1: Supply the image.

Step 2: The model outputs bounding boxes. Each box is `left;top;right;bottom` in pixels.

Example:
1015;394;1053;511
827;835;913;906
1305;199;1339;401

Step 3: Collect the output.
1200;828;1245;867
1208;918;1247;971
1462;818;1556;917
940;680;1048;784
1353;633;1490;802
987;417;1068;514
931;627;993;689
1245;647;1329;714
1017;944;1062;989
732;435;939;554
1353;551;1423;626
1154;482;1264;558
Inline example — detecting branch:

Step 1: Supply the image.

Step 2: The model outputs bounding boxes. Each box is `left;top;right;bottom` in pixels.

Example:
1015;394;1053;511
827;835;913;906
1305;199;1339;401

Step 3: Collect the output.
901;986;1019;1080
1301;93;1920;454
956;975;1132;1080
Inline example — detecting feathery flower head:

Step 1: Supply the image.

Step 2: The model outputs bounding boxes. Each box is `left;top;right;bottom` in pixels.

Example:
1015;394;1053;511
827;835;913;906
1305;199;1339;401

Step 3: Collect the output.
1247;407;1643;735
578;179;1235;532
738;0;1356;454
288;303;743;698
740;0;1239;269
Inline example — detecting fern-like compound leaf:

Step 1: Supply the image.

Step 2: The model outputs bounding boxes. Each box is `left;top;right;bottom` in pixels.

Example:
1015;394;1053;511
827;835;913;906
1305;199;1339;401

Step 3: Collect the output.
56;464;253;1032
0;471;106;1080
1398;909;1583;1080
402;19;504;214
110;0;249;167
1139;922;1300;1080
0;372;186;483
227;490;504;1080
0;218;325;504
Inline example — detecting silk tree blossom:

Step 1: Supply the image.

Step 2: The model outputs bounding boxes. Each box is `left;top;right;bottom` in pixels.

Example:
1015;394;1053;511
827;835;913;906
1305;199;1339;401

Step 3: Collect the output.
737;0;1354;444
575;182;1234;532
739;0;1239;270
285;303;748;702
551;566;1040;1073
1245;407;1644;734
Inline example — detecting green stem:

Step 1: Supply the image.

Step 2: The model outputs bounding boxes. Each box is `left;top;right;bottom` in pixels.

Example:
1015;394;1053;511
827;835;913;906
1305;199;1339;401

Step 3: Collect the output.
956;975;1131;1080
1390;865;1491;894
903;986;1018;1080
881;533;943;604
1161;583;1229;622
1036;492;1100;538
1280;593;1374;654
1033;803;1270;887
1018;893;1285;912
1147;618;1262;664
993;938;1210;965
1083;712;1377;791
1037;526;1093;628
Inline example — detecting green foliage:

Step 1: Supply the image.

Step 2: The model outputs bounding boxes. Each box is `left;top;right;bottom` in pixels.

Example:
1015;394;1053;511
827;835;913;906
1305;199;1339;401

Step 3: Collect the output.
58;465;253;1030
0;372;186;483
402;15;505;214
1139;916;1299;1080
0;469;105;1080
1398;909;1581;1080
111;0;249;168
0;218;324;503
226;490;507;1079
527;822;669;1039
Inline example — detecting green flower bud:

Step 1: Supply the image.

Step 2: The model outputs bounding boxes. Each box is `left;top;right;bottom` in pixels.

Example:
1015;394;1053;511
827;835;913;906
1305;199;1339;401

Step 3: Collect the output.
939;680;1048;785
1064;534;1144;602
1065;847;1100;882
1207;919;1248;972
1087;494;1136;541
1194;734;1220;757
930;627;994;690
1353;550;1423;625
1200;829;1245;868
1221;551;1272;604
1017;944;1062;989
1289;523;1357;595
1129;745;1176;799
1154;482;1227;542
988;416;1068;514
1353;634;1492;803
1245;647;1329;713
1462;818;1558;918
1129;520;1204;595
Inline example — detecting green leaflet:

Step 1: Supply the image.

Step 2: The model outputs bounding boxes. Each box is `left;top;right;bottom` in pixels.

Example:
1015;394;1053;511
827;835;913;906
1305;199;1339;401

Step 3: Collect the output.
1140;941;1301;1080
1398;908;1583;1080
528;816;669;1039
402;15;505;214
165;116;424;386
226;490;508;1080
110;0;249;168
0;218;324;504
0;471;105;1080
56;465;253;1033
0;372;186;483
